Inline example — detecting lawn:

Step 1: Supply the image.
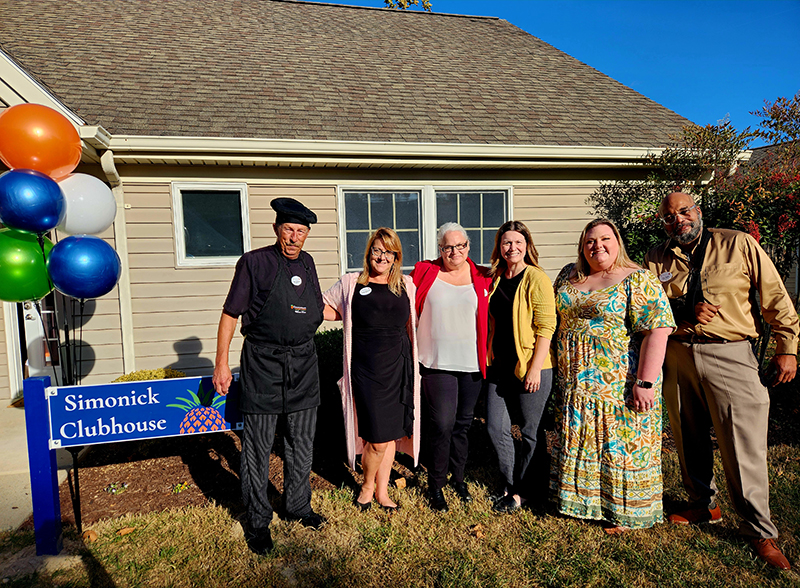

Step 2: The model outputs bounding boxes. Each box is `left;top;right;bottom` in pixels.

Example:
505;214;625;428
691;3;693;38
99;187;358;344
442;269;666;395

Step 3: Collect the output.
1;359;799;587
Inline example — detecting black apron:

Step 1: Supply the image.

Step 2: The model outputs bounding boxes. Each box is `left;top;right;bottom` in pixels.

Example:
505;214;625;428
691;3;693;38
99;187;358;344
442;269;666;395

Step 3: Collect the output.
239;252;323;414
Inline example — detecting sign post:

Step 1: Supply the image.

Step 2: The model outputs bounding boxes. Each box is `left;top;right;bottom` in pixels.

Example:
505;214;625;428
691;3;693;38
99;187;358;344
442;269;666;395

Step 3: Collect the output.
24;376;63;556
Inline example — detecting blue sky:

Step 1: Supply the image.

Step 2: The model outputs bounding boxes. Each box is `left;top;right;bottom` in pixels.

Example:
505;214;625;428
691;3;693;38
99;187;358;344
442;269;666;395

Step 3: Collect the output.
316;0;800;147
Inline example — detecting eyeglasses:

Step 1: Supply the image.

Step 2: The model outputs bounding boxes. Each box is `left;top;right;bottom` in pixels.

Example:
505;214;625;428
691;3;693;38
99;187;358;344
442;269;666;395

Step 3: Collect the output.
660;205;698;225
440;242;468;254
370;247;397;260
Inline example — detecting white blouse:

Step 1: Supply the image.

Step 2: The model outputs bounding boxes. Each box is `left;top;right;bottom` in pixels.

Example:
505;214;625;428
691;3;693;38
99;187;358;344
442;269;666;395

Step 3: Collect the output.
417;278;480;372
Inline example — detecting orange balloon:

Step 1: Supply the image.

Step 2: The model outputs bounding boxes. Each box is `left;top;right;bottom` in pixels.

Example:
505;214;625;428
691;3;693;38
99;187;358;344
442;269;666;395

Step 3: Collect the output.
0;103;82;179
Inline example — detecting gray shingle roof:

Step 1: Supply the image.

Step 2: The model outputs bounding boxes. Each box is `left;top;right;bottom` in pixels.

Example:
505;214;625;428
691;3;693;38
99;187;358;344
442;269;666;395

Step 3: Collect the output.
1;0;692;147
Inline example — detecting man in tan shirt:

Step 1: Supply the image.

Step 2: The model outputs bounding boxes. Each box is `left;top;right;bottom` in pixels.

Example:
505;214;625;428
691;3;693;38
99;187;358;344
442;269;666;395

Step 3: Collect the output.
644;192;798;570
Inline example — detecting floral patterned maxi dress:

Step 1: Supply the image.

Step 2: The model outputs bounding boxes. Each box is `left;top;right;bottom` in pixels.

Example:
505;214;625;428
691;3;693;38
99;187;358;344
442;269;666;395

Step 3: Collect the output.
551;266;675;528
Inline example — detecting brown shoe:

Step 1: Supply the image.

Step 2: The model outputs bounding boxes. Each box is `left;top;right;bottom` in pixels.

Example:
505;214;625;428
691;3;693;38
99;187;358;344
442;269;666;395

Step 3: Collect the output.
667;504;722;525
751;538;791;570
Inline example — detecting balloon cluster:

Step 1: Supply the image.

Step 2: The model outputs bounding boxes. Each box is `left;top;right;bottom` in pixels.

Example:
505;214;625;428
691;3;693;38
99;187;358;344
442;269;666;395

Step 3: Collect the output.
0;104;121;302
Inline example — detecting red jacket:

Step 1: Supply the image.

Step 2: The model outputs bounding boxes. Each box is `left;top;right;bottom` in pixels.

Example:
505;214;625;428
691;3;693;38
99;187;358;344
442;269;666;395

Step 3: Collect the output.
410;257;492;377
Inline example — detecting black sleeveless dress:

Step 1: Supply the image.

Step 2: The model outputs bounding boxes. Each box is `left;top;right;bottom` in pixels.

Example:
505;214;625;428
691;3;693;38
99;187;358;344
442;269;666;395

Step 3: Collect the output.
351;282;413;443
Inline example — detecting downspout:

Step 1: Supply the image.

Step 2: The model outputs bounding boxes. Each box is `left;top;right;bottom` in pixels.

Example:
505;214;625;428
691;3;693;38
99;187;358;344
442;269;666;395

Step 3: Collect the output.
100;150;136;374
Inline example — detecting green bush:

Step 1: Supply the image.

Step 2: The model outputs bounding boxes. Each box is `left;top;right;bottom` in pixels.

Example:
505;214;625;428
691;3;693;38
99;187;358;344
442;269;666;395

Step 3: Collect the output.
111;368;187;383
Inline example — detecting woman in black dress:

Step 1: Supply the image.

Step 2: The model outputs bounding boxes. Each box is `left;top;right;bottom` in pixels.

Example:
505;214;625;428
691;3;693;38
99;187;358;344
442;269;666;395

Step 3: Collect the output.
323;228;419;511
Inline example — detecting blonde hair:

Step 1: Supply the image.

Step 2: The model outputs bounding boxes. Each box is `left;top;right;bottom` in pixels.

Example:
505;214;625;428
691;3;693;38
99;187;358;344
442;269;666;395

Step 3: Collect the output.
574;218;638;282
358;227;406;296
489;220;540;277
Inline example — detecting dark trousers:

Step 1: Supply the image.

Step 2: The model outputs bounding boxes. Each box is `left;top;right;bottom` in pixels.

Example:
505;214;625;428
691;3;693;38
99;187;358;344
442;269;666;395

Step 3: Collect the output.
420;366;482;491
240;408;317;530
486;368;553;500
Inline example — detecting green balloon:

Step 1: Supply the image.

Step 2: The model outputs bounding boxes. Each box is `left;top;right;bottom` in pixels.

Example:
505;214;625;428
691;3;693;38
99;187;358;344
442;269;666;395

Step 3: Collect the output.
0;228;54;302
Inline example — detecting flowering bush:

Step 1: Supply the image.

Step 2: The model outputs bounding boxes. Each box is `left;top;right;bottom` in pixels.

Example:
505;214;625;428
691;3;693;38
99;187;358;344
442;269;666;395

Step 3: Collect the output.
589;92;800;279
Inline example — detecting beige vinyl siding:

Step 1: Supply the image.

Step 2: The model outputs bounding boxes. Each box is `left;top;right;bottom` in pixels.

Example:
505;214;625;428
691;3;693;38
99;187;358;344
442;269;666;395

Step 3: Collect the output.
0;305;9;399
512;184;596;279
126;182;338;376
62;227;126;386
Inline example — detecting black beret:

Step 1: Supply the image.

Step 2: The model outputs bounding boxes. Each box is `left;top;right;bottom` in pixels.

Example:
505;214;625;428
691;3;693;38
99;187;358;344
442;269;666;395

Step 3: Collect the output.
271;197;317;227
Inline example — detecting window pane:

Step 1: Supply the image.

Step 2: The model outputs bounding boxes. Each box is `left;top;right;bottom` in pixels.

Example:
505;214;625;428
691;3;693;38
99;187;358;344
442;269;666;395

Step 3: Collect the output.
435;190;508;264
395;193;419;230
346;232;369;270
181;190;243;257
459;193;481;229
398;231;420;266
483;192;506;227
369;193;393;228
345;192;369;231
483;229;497;264
343;190;421;271
436;192;458;227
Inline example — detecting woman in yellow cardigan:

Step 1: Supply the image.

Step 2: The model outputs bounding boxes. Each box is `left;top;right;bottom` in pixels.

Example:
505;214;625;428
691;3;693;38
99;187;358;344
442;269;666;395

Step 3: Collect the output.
486;221;557;513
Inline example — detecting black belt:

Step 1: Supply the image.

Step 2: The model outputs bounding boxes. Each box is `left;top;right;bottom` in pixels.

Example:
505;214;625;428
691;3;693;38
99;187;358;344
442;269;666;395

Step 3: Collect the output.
675;335;746;344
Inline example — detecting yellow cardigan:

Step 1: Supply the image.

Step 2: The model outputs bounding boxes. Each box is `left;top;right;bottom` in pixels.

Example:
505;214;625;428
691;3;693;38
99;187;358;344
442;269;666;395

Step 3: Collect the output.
487;265;557;379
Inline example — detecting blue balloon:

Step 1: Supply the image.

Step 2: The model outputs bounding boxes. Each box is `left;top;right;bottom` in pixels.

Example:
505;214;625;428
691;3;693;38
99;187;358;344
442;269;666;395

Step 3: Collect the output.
0;169;65;234
47;235;121;300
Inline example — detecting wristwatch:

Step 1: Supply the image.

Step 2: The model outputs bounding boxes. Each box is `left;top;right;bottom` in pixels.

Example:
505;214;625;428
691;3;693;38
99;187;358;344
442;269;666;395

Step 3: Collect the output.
635;379;654;388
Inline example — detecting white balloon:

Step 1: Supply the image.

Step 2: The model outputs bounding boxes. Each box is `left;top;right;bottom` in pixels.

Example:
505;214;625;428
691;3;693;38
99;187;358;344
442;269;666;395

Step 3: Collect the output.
56;173;117;235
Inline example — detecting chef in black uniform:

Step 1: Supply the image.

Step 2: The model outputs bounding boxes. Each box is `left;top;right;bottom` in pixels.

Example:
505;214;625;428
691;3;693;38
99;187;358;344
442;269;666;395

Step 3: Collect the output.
213;197;325;555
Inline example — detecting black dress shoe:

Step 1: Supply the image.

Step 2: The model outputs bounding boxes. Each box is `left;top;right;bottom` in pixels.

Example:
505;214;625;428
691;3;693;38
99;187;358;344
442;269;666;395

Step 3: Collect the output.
429;488;449;512
492;494;521;514
451;481;473;503
245;527;274;555
286;511;327;529
353;497;372;512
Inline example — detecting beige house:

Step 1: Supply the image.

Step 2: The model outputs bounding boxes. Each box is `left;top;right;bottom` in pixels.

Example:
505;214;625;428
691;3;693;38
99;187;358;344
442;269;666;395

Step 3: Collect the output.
0;0;691;398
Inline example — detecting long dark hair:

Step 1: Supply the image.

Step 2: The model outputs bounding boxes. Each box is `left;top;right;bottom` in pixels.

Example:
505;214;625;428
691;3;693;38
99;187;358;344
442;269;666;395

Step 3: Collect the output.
489;220;540;277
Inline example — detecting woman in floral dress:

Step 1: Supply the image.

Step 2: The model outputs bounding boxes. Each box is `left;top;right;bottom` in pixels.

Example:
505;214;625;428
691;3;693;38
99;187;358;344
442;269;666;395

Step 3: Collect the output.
552;219;675;534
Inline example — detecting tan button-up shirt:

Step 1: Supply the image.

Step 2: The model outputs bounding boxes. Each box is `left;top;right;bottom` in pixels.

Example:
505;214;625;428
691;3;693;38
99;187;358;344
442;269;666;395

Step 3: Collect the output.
644;228;799;355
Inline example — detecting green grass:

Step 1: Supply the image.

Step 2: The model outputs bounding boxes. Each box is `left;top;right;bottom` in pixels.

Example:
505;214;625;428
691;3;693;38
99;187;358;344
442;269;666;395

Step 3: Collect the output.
2;443;799;587
3;363;800;587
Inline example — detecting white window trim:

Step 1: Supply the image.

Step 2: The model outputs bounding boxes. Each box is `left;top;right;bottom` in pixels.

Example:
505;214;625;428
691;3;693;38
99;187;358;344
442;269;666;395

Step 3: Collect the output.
170;182;251;268
336;185;513;271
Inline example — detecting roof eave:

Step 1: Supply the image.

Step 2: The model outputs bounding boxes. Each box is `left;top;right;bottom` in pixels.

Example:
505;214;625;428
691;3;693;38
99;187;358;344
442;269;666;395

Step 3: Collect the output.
102;134;665;169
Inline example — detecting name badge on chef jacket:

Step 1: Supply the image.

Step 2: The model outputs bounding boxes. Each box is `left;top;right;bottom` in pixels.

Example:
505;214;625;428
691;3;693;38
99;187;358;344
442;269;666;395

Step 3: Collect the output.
360;287;372;296
291;275;303;286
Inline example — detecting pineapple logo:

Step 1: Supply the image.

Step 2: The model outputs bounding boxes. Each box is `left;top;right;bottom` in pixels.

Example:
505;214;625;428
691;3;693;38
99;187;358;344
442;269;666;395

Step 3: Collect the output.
167;382;227;434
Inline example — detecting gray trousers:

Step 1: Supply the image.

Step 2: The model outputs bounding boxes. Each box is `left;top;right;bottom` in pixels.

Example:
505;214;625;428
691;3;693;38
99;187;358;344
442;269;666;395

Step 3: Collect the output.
486;368;553;500
663;339;776;539
240;408;317;530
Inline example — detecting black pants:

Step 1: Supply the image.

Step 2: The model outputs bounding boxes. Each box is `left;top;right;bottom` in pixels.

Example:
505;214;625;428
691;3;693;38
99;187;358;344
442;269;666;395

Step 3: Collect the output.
420;366;482;491
240;408;317;529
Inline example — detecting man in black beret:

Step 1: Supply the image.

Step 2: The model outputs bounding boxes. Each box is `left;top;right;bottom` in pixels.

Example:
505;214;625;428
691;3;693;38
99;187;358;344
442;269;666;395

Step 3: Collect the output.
213;197;325;555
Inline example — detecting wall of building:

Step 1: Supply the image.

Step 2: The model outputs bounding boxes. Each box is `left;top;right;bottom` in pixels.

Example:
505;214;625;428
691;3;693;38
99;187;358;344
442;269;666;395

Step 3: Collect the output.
124;181;339;378
0;305;9;399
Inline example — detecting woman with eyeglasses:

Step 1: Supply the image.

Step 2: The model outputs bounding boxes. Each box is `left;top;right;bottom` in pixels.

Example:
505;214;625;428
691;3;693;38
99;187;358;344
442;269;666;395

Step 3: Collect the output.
323;227;420;512
410;222;492;512
485;221;556;514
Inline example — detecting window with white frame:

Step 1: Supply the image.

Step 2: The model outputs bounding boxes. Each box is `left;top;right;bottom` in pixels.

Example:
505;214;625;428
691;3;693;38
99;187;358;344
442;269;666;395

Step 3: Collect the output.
436;191;508;265
340;187;509;271
171;182;250;267
342;190;422;271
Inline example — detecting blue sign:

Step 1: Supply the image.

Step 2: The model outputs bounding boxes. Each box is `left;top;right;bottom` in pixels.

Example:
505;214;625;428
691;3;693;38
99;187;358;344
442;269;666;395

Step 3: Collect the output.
46;376;242;449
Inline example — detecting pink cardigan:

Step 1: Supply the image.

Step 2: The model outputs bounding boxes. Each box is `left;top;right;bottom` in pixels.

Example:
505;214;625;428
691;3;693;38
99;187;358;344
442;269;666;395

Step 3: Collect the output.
322;273;421;469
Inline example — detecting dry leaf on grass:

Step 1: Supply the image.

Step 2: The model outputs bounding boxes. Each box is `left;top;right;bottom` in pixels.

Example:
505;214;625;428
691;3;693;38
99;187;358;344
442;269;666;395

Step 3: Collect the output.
117;527;136;536
469;523;484;539
82;530;98;543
